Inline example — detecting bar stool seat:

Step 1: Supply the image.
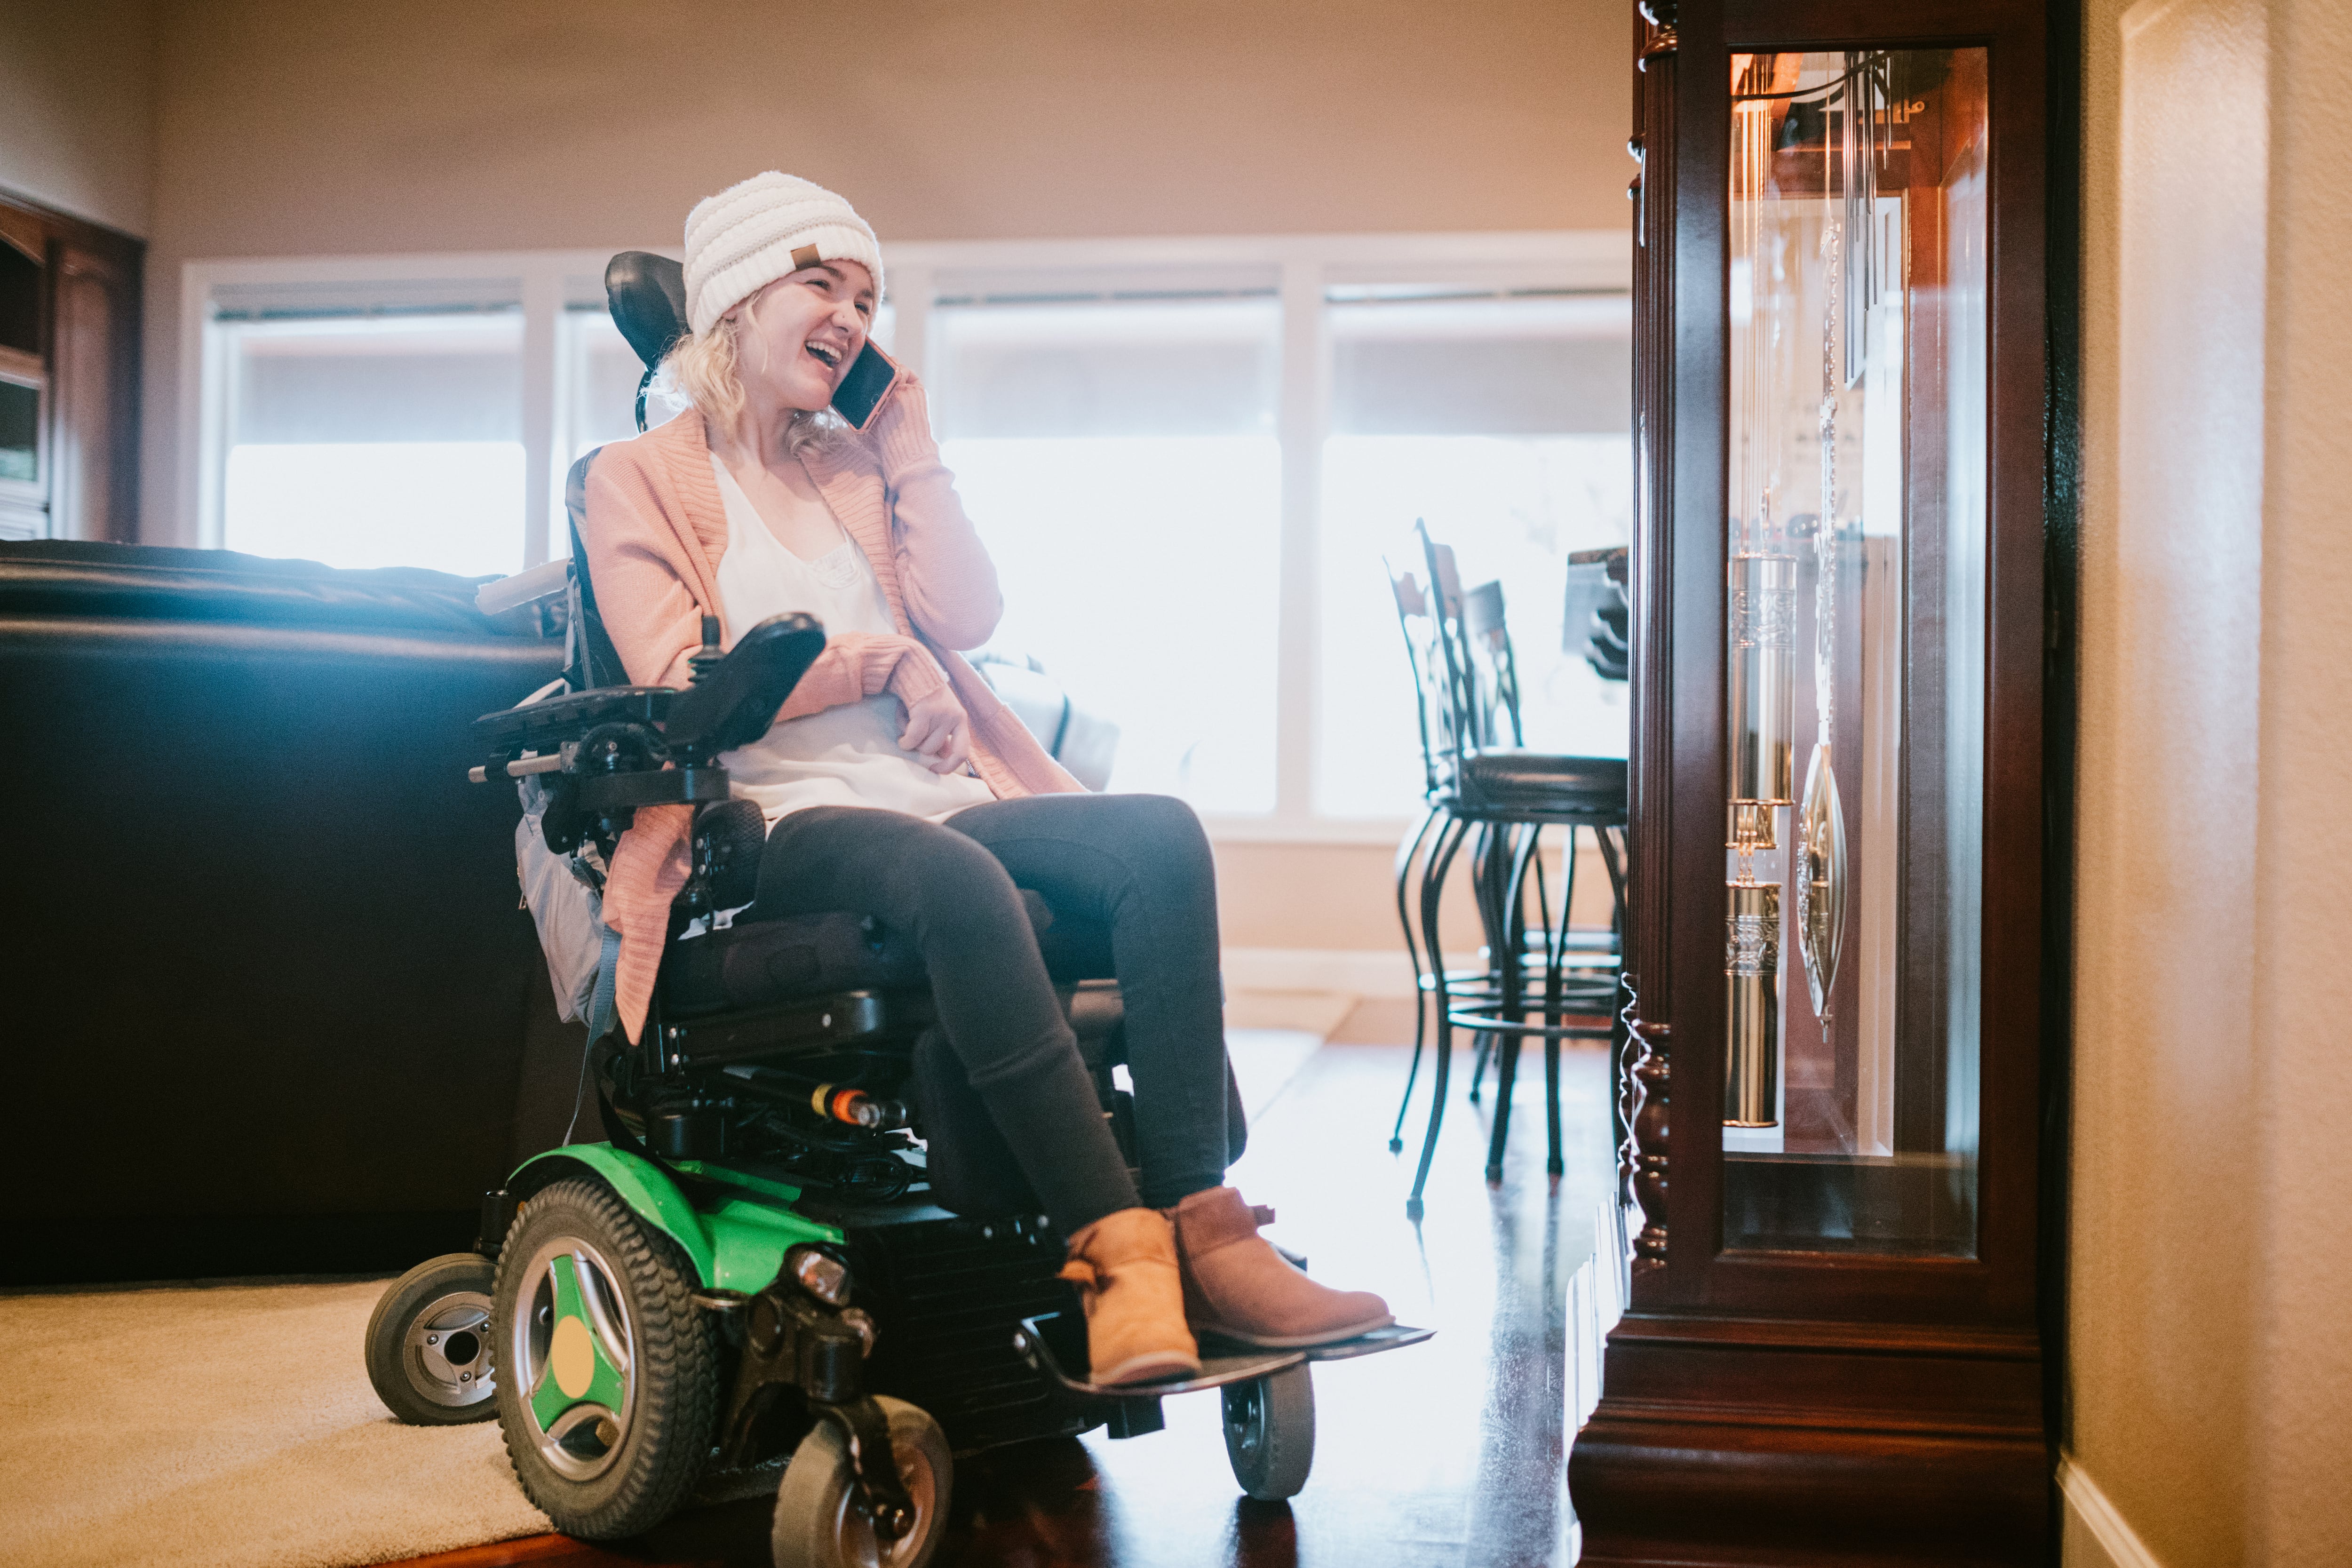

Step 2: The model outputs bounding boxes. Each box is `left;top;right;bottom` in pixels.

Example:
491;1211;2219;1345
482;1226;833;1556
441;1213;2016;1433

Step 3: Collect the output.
1457;751;1628;813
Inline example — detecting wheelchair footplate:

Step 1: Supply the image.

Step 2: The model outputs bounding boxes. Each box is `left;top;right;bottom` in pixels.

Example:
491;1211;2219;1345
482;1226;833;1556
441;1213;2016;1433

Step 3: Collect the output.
1013;1313;1433;1399
1014;1313;1303;1399
1296;1322;1437;1362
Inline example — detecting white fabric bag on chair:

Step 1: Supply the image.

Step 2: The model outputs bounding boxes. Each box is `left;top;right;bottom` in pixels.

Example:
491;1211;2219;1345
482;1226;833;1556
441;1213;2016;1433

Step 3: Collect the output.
515;772;621;1039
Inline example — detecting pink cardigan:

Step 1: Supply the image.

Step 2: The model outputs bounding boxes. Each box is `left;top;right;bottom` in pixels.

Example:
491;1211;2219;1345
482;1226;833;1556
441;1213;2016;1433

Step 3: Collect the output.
576;378;1082;1042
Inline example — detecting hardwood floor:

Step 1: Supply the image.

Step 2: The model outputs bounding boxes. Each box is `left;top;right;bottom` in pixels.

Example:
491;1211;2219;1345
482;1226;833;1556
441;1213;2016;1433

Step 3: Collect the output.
394;1034;1616;1568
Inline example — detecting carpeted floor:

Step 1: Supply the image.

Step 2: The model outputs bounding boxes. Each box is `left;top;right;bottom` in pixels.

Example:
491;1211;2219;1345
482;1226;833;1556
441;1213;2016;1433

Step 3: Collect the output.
0;1017;1348;1568
0;1276;551;1568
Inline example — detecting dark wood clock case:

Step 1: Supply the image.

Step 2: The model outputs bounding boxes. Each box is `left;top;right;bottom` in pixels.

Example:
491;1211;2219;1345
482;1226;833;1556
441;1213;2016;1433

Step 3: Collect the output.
1568;1;2075;1562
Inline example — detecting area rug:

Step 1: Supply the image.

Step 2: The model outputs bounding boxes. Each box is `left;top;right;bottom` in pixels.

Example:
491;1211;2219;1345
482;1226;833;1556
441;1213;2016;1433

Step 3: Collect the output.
0;1028;1332;1568
0;1275;551;1568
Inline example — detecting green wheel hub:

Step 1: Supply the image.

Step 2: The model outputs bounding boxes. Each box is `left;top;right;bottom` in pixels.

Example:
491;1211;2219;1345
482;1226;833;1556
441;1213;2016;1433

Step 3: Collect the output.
510;1237;637;1482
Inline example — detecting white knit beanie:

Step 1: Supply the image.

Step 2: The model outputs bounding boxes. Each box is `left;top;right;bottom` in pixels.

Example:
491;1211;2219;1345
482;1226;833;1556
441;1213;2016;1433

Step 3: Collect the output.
681;172;884;336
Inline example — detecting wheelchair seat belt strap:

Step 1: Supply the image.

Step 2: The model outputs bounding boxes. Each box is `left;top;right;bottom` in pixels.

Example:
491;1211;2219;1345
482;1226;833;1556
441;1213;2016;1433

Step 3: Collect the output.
585;922;622;1044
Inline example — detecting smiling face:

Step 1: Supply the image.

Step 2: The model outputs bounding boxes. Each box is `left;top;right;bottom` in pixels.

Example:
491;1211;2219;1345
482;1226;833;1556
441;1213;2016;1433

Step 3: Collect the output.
729;259;877;414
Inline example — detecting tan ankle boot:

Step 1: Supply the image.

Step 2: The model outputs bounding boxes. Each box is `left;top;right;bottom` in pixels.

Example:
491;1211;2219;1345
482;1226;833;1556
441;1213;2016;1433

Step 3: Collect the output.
1169;1187;1393;1348
1058;1207;1201;1386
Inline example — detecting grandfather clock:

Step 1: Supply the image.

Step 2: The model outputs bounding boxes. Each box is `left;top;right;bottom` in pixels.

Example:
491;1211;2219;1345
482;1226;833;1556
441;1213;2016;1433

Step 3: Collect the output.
1571;1;2066;1561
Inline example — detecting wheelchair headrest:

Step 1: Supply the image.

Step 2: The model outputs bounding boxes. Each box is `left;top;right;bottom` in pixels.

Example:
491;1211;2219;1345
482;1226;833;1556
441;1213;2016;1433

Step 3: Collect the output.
663;613;828;762
605;252;689;372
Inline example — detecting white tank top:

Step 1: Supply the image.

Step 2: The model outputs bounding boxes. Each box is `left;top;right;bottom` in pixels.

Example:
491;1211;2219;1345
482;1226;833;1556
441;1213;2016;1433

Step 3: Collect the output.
709;455;995;825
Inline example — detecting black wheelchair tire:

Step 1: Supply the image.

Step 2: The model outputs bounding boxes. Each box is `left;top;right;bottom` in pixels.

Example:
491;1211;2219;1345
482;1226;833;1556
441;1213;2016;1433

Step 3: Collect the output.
771;1397;952;1568
490;1177;720;1540
1222;1362;1316;1501
365;1252;499;1425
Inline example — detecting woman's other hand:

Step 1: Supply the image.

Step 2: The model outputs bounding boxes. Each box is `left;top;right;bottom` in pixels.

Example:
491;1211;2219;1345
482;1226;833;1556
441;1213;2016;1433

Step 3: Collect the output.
866;374;1006;653
863;372;940;481
862;367;921;434
898;684;972;774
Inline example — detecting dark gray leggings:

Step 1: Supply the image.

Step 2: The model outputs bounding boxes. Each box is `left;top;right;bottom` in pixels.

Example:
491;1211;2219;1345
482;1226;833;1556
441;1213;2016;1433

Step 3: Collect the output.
750;792;1232;1232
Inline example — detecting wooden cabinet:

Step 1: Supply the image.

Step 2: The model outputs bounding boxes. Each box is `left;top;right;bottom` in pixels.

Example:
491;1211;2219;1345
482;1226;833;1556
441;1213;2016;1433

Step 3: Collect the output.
1569;2;2067;1561
0;192;143;543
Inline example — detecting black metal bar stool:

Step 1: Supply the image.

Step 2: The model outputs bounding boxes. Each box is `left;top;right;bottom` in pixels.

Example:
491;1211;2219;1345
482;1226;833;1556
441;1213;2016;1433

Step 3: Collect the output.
1455;577;1620;1104
1379;557;1532;1156
1395;524;1628;1217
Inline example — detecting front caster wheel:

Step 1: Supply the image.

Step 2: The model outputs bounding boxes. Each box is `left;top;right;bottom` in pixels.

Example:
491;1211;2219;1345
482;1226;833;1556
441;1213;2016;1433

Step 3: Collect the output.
1223;1362;1315;1501
771;1397;952;1568
366;1252;498;1424
490;1177;720;1540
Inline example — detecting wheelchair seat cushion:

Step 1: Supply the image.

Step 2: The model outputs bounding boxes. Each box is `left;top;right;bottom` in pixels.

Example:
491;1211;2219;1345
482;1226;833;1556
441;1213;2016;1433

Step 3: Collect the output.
659;889;1119;1020
660;911;922;1019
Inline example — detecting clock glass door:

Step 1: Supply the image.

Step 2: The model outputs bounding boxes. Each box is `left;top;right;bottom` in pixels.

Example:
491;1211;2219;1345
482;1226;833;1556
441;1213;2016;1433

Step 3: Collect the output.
1721;47;1990;1256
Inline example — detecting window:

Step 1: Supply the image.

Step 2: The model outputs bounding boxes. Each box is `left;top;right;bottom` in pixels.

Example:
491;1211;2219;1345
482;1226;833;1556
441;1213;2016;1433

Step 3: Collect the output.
212;311;527;576
184;236;1627;835
0;373;35;486
928;296;1282;811
1316;293;1634;818
0;241;42;495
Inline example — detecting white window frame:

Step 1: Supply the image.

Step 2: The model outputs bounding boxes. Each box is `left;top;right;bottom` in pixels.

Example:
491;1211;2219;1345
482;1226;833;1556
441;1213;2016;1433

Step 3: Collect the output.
178;231;1629;844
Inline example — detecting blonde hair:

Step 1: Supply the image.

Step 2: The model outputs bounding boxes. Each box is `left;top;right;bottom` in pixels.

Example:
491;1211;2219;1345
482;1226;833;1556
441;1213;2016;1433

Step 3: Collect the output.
661;289;844;458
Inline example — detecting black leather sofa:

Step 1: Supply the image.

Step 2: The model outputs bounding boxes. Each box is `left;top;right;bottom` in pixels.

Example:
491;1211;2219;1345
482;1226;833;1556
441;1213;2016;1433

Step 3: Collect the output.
0;541;571;1284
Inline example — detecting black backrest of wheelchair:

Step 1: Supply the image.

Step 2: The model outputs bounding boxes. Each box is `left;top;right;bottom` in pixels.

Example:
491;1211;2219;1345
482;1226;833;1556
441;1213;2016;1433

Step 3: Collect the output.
604;251;689;372
560;251;690;692
563;449;628;692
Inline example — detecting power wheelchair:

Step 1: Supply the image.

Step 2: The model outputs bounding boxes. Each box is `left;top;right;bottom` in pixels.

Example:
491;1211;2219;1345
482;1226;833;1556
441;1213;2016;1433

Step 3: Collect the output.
363;253;1426;1567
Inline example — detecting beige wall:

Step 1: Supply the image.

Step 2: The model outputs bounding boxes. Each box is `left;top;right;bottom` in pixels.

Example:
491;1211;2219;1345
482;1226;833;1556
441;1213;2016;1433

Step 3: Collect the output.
2067;0;2262;1556
137;0;1630;542
1219;841;1419;952
1215;836;1616;955
2066;0;2352;1562
2242;0;2352;1552
0;0;157;236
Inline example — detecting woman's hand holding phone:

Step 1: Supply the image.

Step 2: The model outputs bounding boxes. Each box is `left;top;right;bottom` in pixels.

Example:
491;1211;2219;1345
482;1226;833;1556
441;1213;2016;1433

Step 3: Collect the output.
898;684;971;774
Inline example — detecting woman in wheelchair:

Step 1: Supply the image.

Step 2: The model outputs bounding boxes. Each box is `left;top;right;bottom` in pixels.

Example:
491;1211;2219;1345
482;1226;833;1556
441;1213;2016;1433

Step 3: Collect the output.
578;173;1389;1387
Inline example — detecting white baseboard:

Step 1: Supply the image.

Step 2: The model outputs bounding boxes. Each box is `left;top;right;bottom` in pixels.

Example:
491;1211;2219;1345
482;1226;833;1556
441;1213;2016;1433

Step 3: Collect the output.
1222;947;1482;999
2058;1457;2166;1568
1568;1197;1630;1436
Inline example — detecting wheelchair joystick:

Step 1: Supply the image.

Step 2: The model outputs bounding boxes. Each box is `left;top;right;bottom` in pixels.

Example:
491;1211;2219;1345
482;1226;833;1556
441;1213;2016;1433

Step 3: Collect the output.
688;614;724;684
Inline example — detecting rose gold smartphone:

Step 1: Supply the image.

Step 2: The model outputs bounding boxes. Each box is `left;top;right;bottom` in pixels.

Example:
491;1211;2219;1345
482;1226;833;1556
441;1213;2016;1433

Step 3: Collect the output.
831;340;903;431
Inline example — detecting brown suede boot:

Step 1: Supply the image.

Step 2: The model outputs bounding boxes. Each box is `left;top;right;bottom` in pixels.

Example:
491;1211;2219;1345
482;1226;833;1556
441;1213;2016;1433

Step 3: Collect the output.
1168;1187;1394;1348
1058;1207;1201;1386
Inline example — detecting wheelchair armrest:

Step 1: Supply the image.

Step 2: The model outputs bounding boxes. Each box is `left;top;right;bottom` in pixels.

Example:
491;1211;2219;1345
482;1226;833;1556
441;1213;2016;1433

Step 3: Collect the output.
469;613;824;767
465;616;821;857
663;613;826;763
471;685;675;761
474;557;572;618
